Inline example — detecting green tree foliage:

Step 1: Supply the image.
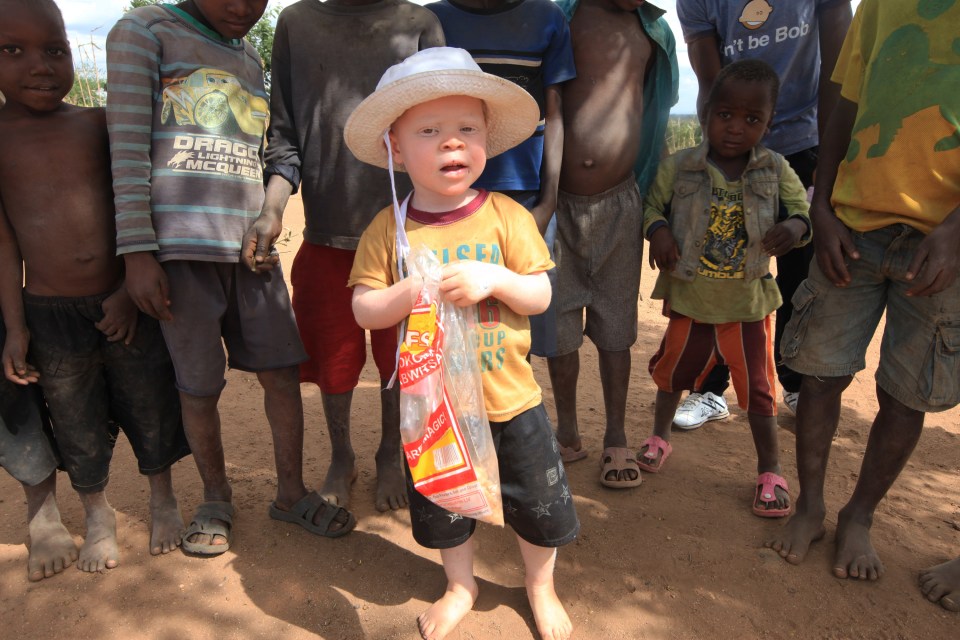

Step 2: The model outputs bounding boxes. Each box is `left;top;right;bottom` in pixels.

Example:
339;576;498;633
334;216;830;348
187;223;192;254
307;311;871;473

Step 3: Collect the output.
665;116;703;154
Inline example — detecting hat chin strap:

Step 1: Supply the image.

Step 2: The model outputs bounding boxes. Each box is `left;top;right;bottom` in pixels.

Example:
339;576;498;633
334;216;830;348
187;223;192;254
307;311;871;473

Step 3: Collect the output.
385;131;411;279
384;131;413;390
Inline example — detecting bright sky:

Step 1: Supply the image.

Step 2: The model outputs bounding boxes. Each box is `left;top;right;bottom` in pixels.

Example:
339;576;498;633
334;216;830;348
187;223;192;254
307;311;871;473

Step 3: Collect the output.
60;0;860;115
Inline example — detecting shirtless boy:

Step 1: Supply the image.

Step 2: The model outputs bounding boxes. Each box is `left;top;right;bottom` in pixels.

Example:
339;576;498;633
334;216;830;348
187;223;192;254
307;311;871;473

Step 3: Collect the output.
1;84;77;584
552;0;678;487
0;0;188;572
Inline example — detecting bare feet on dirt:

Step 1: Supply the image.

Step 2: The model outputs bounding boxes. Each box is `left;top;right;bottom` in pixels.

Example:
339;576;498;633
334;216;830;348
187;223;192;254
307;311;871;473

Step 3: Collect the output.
26;498;78;582
320;457;358;508
833;508;884;580
417;582;478;640
149;496;184;555
374;445;408;512
78;505;119;573
527;581;573;640
765;506;827;564
919;558;960;612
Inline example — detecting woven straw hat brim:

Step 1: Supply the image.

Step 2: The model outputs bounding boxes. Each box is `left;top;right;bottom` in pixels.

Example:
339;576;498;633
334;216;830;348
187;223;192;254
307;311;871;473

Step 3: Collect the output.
344;69;539;170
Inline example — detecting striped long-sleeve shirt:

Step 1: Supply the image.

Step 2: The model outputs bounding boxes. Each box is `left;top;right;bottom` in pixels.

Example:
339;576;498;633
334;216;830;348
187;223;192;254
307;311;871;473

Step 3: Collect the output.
106;5;268;262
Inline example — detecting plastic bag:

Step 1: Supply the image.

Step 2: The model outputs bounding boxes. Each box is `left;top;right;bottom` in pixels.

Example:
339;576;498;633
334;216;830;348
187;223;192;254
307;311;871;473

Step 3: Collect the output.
398;245;504;526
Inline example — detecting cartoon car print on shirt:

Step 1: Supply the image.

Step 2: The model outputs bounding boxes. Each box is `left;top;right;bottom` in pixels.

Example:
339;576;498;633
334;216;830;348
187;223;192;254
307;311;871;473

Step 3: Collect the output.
160;68;268;136
739;0;773;30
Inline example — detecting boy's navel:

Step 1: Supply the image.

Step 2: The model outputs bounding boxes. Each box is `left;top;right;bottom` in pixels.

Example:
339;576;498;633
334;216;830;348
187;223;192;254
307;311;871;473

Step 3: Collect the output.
582;159;595;168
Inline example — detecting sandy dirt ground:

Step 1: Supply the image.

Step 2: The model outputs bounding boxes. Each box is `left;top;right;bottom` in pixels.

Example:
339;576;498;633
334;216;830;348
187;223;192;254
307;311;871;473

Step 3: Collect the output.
1;194;958;640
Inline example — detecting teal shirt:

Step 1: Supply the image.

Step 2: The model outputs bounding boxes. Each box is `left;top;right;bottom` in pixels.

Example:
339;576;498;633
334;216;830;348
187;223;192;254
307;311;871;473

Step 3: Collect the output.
555;0;680;196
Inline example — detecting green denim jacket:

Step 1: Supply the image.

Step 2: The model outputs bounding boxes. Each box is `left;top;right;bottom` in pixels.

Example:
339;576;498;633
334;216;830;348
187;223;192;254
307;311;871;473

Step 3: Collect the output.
643;141;812;283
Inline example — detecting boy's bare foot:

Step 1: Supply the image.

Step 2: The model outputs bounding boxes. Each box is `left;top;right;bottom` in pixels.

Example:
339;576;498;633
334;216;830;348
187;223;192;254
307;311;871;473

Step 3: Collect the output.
919;558;960;612
417;582;478;640
320;457;358;508
764;506;826;564
833;508;883;580
374;445;408;512
26;498;78;581
150;496;185;555
527;581;573;640
78;504;119;573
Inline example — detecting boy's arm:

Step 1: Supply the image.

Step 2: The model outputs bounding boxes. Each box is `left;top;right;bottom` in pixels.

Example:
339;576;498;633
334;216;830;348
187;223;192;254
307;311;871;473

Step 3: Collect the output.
810;96;859;287
242;175;293;272
352;279;422;330
440;262;550;316
95;287;139;345
123;252;172;321
762;157;812;256
817;2;853;139
0;202;36;384
529;85;564;235
248;13;298;273
905;204;960;297
262;13;301;199
106;17;171;320
677;0;720;123
686;34;722;123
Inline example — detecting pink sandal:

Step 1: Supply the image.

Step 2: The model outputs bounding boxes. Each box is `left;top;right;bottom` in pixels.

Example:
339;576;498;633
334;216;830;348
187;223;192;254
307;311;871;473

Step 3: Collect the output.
752;472;791;518
637;435;672;473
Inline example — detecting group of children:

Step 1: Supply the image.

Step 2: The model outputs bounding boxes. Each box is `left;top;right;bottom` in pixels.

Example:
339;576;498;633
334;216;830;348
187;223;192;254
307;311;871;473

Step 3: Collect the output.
0;0;957;638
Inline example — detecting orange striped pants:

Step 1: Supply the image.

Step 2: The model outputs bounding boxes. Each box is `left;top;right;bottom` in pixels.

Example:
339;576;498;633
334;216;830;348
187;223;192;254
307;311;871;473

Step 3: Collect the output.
649;313;777;416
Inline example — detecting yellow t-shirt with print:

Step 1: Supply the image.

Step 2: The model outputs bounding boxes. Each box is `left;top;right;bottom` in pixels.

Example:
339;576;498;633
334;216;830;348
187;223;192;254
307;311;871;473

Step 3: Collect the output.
830;0;960;234
348;191;553;422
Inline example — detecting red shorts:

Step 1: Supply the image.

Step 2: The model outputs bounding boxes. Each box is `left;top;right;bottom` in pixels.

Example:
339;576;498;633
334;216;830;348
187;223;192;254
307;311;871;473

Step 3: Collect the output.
649;312;777;416
291;243;398;394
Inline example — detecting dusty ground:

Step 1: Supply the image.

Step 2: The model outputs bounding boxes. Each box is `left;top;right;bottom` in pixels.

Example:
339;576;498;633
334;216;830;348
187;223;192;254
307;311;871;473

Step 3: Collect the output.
1;194;958;640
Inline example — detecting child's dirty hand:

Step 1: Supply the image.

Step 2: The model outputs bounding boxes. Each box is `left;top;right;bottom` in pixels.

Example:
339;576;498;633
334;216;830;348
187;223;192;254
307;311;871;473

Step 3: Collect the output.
762;218;807;257
440;260;499;306
97;288;139;344
905;208;960;297
2;329;38;385
811;201;859;287
123;252;173;321
241;214;282;273
648;226;680;272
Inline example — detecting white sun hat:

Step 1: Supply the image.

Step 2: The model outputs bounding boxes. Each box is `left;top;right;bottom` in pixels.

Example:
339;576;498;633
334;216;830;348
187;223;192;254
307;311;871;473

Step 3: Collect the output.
344;47;539;170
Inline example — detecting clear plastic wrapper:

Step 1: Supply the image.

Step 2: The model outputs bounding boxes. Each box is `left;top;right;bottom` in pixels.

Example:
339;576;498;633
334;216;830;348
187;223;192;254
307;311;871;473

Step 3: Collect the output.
398;245;504;526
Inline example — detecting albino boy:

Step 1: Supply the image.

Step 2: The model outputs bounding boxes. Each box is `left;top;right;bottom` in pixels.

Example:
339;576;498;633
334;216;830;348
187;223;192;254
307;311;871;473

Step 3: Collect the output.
345;48;580;640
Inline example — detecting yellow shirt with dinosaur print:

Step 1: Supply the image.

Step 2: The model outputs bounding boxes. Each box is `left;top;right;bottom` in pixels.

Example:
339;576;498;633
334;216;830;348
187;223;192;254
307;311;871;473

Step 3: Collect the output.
831;0;960;234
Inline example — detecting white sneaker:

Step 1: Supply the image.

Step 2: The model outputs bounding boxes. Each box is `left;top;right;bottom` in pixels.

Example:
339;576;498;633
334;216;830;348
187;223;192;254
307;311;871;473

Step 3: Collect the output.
673;392;730;430
783;391;799;416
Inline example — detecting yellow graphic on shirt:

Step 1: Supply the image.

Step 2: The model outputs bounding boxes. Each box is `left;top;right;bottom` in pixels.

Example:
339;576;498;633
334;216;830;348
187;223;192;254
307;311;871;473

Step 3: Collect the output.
699;190;746;280
160;68;268;136
739;0;773;30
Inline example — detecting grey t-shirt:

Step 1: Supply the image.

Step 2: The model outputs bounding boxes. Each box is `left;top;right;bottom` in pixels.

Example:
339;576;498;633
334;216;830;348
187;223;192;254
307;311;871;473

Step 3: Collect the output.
677;0;849;156
265;0;445;249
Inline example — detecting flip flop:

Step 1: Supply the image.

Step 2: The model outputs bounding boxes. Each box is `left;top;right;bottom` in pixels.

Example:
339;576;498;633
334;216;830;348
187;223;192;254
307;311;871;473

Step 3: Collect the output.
752;472;791;518
599;447;643;489
559;443;588;464
637;435;672;473
182;501;234;556
269;490;356;538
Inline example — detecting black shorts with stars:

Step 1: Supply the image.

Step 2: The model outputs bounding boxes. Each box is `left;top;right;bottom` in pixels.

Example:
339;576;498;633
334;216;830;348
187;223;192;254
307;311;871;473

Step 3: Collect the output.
406;403;580;549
